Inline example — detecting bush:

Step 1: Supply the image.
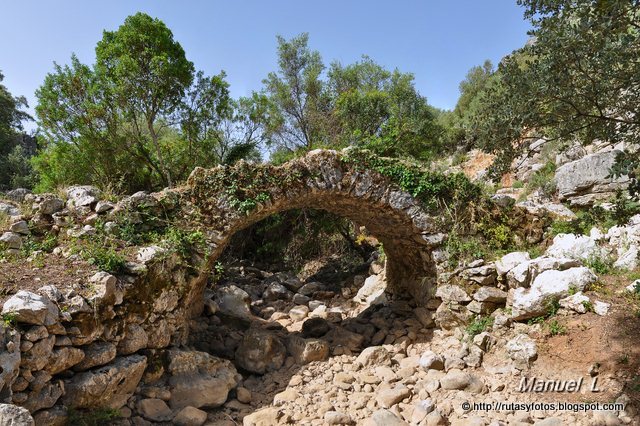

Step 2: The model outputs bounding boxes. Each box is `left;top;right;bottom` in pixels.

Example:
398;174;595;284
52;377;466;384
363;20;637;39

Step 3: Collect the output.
82;245;127;274
465;315;493;337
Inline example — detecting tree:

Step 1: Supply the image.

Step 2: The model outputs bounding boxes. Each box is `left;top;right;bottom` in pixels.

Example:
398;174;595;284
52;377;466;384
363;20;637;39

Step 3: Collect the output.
0;70;35;189
329;56;444;160
35;13;256;193
471;0;640;188
262;33;329;151
95;12;195;187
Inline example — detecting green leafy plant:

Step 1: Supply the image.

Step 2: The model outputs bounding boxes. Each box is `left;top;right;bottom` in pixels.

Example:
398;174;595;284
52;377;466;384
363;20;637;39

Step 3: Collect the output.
548;319;566;336
1;312;17;327
67;408;121;426
465;315;493;338
82;245;127;275
585;254;613;275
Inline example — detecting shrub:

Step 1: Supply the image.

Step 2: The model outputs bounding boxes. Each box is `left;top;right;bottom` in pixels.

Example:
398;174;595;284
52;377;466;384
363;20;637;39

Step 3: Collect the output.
548;319;566;336
82;245;127;274
465;315;493;337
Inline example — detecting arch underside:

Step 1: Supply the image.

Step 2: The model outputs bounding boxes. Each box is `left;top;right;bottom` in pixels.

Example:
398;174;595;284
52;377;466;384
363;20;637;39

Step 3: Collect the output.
198;191;437;308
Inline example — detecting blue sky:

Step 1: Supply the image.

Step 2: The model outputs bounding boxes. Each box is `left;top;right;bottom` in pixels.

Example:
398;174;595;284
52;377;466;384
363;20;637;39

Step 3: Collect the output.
1;1;531;129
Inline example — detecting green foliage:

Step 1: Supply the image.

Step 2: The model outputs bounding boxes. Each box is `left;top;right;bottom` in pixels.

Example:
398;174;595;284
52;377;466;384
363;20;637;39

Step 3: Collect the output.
585;254;614;275
582;300;594;313
259;35;447;161
20;233;58;257
81;244;127;275
548;319;566;336
1;312;17;328
469;1;640;188
161;227;206;259
520;161;557;200
341;149;481;211
34;13;257;193
465;315;493;337
0;70;35;190
67;408;121;426
444;232;487;267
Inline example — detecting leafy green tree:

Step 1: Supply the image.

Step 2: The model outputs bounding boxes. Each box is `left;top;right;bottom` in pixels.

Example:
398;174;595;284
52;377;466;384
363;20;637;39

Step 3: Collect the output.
35;13;256;193
262;33;330;151
95;12;195;187
329;56;444;160
0;70;35;189
471;0;640;188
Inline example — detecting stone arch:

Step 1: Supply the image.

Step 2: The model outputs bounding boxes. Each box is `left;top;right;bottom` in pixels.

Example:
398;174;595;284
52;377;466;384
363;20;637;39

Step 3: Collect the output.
180;149;444;315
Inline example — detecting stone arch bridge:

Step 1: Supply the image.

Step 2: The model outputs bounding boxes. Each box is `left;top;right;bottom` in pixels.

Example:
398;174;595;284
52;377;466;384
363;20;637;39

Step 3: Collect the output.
179;149;444;312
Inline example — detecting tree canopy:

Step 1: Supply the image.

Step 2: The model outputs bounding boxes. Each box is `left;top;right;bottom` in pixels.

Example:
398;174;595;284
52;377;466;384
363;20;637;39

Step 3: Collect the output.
464;0;640;189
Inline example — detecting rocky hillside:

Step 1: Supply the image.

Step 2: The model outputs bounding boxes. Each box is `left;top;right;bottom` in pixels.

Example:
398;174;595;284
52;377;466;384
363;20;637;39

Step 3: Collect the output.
0;146;639;426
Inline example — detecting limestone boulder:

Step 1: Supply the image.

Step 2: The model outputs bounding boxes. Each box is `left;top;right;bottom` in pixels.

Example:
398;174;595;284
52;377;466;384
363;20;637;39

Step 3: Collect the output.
66;186;101;210
2;291;59;326
73;342;116;371
545;233;603;261
0;202;21;217
511;267;597;320
354;273;387;305
167;349;237;410
506;334;538;369
235;330;285;374
495;251;530;276
0;404;33;425
555;150;629;205
62;355;147;409
216;285;252;319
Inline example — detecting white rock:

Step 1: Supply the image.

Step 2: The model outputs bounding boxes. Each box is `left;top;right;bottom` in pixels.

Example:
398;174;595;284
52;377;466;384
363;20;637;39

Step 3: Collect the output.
511;267;597;320
288;305;309;322
354;273;387;305
137;245;167;263
593;301;610;316
545;234;602;261
66;185;101;209
435;285;471;303
2;291;59;326
496;251;530;276
0;202;21;217
419;350;444;370
0;232;22;249
559;292;591;314
626;280;640;293
216;285;252;319
614;245;639;270
506;334;537;369
0;404;34;425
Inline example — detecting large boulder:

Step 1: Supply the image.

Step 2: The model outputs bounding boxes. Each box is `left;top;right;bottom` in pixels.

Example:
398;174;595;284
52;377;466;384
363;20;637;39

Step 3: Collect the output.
0;202;21;217
555;151;629;205
62;355;147;409
495;252;530;276
216;285;252;319
354;273;387;305
506;334;538;369
167;350;237;410
511;267;597;320
235;330;286;374
0;326;20;403
2;291;59;326
545;233;603;261
66;186;101;210
0;404;34;425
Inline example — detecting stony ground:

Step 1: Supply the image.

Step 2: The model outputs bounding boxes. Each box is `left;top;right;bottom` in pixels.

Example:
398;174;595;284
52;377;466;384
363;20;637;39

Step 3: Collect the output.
110;255;639;426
